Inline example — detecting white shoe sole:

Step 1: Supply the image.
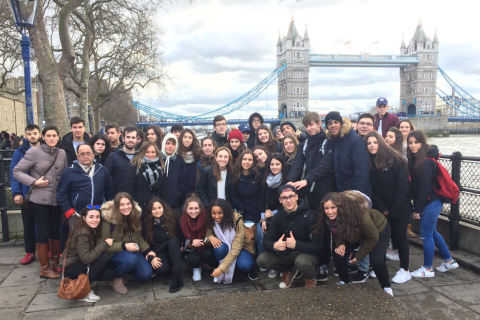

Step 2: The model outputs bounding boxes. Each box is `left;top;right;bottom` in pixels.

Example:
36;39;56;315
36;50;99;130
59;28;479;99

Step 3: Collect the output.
392;274;412;283
411;273;434;278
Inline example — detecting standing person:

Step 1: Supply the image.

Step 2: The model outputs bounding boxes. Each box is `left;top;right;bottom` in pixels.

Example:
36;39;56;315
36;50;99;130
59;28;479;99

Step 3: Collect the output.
287;111;335;282
61;117;91;166
384;127;404;156
100;193;155;293
13;125;68;279
211;115;228;147
238;124;250;148
407;130;459;278
89;134;110;165
282;134;299;171
170;124;184;139
257;185;322;288
104;127;138;194
255;125;280;153
203;199;256;283
136;129;145;148
143;198;185;293
197;137;217;183
374;97;400;138
146;125;164;151
178;129;200;197
350;119;358;131
180;195;208;282
197;147;233;208
123;142;167;213
0;131;11;150
365;131;412;284
9;124;41;265
160;133;187;211
281;121;307;143
11;136;22;149
227;129;244;164
105;123;122;152
60;206;117;303
246;112;264;148
318;192;393;296
356;113;375;140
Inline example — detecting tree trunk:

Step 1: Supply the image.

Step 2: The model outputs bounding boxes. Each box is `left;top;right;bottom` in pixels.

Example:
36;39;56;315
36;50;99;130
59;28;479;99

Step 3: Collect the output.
29;0;69;135
94;106;101;133
78;1;93;132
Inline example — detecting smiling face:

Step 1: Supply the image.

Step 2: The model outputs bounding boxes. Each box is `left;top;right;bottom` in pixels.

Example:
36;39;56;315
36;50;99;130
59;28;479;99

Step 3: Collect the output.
357;117;374;137
186;201;201;219
165;140;176;156
147;129;157;142
305;121;321;136
123;130;137;150
145;145;157;160
258;129;269;143
215;150;230;169
253;149;267;163
279;189;298;211
327;120;342;137
119;197;132;216
324;200;338;220
83;210;101;229
399;121;412;137
270;158;282;175
211;206;224;224
408;136;422;154
384;131;396;146
283;137;296;154
241;153;254;171
282;125;294;136
229;139;241;150
182;132;193;149
366;136;379;155
202;138;215;156
151;201;164;218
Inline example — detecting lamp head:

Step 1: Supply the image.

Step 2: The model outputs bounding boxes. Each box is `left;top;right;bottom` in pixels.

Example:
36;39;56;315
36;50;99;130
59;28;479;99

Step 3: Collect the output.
7;0;39;29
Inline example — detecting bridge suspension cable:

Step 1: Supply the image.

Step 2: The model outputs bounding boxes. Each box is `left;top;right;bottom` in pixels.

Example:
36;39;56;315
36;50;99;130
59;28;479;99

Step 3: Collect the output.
437;67;480;116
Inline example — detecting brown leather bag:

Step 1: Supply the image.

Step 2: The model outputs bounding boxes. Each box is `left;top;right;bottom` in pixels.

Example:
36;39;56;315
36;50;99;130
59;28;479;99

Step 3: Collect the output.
57;248;90;300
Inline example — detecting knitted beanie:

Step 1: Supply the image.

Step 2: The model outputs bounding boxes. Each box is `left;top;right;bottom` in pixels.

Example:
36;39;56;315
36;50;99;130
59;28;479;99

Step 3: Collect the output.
228;129;244;143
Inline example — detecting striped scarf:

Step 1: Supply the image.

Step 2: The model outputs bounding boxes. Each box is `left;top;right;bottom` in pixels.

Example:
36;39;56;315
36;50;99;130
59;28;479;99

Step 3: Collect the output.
142;157;162;189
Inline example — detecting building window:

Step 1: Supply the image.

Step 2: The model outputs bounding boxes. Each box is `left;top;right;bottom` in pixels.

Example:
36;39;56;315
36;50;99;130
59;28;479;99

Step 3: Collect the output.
425;53;433;61
294;87;304;94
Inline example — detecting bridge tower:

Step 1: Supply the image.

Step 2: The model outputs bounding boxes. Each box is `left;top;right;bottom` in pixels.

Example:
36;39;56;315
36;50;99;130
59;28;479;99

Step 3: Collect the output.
399;21;439;116
277;17;310;119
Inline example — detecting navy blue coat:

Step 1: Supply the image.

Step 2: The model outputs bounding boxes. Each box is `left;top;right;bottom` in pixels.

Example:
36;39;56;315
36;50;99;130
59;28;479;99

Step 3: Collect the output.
161;153;187;211
57;161;115;217
9;139;31;197
229;171;261;222
104;149;136;194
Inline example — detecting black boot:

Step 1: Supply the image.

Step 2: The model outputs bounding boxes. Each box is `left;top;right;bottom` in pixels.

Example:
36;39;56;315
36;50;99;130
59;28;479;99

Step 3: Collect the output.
169;273;184;293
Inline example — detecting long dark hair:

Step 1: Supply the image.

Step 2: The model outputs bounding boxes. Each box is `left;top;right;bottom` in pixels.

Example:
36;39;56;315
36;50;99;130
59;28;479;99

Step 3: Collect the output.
232;149;255;183
262;153;288;186
364;131;406;171
407;130;430;180
178;128;200;160
213;147;234;182
66;206;103;250
146;125;164;150
143;197;177;245
316;192;365;240
255;125;277;153
111;192;142;236
207;199;235;232
386;127;404;155
282;134;299;163
90;134;110;161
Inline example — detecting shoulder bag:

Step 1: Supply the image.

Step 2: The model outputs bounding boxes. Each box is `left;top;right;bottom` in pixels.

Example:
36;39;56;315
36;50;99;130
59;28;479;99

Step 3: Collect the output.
57;247;91;300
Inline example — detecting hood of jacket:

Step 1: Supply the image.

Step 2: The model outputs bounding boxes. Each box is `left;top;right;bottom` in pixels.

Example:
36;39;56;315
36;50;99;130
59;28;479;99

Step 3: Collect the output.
426;145;440;160
161;133;178;157
248;112;264;129
326;118;352;140
101;200;142;225
18;139;31;153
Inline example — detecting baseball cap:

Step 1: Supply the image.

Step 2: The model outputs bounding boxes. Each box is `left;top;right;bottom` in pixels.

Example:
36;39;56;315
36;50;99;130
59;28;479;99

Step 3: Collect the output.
376;97;388;106
238;124;250;133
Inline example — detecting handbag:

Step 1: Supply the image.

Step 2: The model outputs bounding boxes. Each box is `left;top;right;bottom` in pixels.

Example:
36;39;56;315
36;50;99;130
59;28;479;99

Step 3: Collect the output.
57;247;91;300
23;153;58;209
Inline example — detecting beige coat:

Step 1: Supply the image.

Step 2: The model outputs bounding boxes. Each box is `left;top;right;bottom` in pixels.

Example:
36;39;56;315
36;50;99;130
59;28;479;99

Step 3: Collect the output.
13;144;67;206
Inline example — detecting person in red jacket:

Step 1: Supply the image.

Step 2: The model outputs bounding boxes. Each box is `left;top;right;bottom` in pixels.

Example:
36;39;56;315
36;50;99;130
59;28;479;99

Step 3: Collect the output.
374;97;399;138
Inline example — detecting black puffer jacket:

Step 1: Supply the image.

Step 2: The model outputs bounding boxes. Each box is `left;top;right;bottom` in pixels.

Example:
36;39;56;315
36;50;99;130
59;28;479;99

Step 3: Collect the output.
263;197;322;257
369;155;411;219
161;153;187;211
197;166;231;208
258;175;286;213
410;146;439;213
229;171;261;222
246;112;264;149
104;149;136;194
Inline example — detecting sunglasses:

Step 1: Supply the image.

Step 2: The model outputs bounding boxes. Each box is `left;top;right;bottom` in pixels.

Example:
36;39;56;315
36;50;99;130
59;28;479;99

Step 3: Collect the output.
87;205;101;210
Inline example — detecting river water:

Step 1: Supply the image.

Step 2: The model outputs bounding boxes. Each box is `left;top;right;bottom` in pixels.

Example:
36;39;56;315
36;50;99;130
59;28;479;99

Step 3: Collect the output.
429;135;480;157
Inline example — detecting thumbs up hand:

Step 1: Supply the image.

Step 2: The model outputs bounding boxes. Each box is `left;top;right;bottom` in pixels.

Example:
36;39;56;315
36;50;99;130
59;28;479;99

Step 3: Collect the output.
274;234;287;251
286;231;296;249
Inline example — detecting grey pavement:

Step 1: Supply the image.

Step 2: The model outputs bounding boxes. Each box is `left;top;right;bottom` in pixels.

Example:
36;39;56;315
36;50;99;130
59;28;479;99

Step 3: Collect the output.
1;245;480;319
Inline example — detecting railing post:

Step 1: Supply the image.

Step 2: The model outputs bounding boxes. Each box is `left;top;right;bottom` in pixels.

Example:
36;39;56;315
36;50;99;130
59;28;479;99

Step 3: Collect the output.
449;151;462;251
0;160;10;242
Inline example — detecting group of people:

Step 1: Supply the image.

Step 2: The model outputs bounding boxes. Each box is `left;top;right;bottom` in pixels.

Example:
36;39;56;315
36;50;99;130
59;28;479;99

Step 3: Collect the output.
8;97;459;303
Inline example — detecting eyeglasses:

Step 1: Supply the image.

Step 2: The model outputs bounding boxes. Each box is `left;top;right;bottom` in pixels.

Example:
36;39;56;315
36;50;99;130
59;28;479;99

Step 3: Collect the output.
280;195;296;201
252;119;261;123
78;152;93;157
358;122;374;127
87;205;101;210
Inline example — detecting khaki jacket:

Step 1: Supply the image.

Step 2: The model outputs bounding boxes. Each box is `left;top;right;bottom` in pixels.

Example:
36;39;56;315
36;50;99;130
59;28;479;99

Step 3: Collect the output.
60;227;109;269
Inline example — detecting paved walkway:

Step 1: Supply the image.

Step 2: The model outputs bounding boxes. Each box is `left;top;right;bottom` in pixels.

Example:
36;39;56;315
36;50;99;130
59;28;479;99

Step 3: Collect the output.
1;245;480;320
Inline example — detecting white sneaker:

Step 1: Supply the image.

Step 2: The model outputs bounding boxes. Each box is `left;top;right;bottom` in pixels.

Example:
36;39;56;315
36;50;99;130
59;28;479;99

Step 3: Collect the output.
77;291;100;303
384;287;394;297
411;266;435;278
259;268;267;272
369;270;377;278
268;270;278;278
392;268;412;283
192;268;202;282
386;251;400;261
436;260;459;273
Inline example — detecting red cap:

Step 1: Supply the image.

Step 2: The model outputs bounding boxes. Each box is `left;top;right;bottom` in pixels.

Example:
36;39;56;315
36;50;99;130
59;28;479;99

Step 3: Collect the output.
228;129;243;143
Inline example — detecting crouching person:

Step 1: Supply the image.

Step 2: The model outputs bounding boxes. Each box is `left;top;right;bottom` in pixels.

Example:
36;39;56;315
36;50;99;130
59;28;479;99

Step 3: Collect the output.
101;193;155;293
60;206;117;302
203;199;256;284
257;185;322;288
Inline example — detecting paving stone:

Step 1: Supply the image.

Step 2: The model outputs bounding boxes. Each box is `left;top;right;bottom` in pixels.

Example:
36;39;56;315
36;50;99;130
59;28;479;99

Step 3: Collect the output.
390;278;430;296
0;266;45;288
0;284;41;308
153;276;197;300
0;264;15;284
193;271;252;291
1;308;24;320
203;284;258;296
38;278;62;294
415;267;478;287
26;292;92;312
433;283;480;305
95;279;154;306
16;259;39;269
469;304;480;314
22;306;91;320
397;291;480;320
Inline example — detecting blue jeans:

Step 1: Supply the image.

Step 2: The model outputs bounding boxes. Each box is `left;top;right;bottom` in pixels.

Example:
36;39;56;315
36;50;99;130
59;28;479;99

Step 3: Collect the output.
245;221;265;257
214;243;254;272
108;251;153;282
419;199;452;268
358;254;370;272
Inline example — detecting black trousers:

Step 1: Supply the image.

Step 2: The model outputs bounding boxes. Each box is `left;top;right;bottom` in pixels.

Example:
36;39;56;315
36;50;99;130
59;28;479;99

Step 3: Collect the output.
333;223;392;288
30;203;61;244
152;238;183;276
63;252;117;284
388;214;410;270
185;250;204;269
201;247;219;269
21;206;36;253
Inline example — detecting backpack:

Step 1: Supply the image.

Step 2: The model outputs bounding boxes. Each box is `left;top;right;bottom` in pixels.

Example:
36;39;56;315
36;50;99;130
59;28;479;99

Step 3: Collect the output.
426;157;460;204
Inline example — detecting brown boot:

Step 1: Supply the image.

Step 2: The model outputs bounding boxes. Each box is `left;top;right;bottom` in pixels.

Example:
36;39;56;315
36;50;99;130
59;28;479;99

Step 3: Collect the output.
305;278;317;288
407;224;417;238
49;239;61;271
36;243;60;279
110;277;128;293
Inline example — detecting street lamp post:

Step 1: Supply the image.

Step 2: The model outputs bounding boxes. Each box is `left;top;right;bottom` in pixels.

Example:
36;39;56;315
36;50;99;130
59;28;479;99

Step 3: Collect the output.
7;0;39;125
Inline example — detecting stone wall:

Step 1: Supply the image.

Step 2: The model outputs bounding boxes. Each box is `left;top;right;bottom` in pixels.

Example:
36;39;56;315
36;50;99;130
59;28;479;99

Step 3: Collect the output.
410;116;449;137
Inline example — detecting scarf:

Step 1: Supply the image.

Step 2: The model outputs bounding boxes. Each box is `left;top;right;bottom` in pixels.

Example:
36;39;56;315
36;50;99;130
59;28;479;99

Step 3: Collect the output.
180;209;207;253
161;151;177;177
184;151;195;164
142;157;162;188
213;222;236;284
230;149;239;161
266;172;283;189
